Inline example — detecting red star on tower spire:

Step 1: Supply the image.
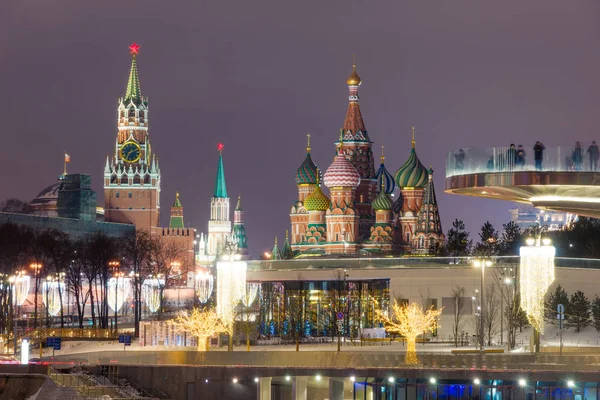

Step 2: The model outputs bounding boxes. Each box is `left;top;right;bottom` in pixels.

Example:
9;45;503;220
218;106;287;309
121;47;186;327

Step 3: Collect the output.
129;42;140;55
217;143;224;153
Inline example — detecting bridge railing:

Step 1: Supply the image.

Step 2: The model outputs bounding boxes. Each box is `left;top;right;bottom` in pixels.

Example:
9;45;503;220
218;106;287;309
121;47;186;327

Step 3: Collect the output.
446;144;600;178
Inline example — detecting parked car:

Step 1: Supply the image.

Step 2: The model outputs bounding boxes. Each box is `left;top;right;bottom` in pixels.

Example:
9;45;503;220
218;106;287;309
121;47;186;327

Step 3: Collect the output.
0;356;19;364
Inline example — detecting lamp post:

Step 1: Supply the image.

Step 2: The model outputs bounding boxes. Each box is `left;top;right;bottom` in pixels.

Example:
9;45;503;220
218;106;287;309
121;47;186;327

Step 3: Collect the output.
29;263;42;329
109;260;121;334
170;261;182;310
499;268;515;346
473;259;492;352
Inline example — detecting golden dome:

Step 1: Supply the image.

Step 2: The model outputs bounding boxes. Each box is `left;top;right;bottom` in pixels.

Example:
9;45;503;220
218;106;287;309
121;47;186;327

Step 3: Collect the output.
346;63;361;86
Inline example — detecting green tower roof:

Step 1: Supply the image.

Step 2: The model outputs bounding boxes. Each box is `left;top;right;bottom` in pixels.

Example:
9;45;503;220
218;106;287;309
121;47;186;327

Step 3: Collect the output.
271;237;281;260
214;145;228;198
282;231;294;259
169;192;185;229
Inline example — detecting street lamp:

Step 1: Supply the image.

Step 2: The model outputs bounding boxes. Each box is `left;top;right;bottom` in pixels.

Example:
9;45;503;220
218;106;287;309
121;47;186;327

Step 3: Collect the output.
109;260;121;334
473;259;492;352
499;267;515;346
29;263;42;328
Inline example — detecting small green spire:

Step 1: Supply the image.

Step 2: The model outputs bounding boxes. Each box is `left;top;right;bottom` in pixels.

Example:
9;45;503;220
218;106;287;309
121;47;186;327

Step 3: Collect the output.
125;51;142;102
235;194;242;211
282;230;294;259
169;192;185;229
271;237;281;260
214;144;228;198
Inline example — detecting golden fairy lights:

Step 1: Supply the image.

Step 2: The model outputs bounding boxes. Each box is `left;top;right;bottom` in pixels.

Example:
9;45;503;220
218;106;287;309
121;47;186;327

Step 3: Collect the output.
173;308;227;351
520;241;555;334
376;301;441;364
216;254;247;329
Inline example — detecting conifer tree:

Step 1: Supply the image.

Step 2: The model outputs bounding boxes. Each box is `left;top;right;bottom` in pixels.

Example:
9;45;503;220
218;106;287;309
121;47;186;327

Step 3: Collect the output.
568;291;590;332
545;285;569;325
591;296;600;333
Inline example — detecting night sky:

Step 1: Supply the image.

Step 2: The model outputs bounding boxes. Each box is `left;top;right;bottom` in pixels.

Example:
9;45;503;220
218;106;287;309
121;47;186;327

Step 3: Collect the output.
1;1;599;256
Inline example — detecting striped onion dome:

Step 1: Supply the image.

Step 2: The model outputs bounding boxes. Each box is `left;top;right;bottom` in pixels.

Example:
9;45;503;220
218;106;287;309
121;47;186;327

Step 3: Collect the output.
395;147;428;189
323;150;361;188
295;152;318;185
374;161;396;194
304;185;331;211
372;187;393;211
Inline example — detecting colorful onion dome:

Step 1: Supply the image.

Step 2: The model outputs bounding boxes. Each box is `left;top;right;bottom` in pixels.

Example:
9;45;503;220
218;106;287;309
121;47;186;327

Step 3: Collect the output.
346;62;362;86
304;184;331;211
395;137;428;189
295;152;318;185
295;134;318;185
375;150;396;194
324;149;361;188
372;186;393;211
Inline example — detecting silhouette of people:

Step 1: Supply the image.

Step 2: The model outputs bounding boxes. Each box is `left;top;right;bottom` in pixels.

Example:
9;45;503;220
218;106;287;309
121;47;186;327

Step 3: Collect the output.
572;142;583;171
507;144;517;170
588;141;599;171
455;149;465;170
516;144;526;167
533;141;545;170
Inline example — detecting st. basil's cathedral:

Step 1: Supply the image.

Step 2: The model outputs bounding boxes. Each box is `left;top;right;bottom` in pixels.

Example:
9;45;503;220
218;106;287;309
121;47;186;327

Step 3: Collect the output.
287;63;444;257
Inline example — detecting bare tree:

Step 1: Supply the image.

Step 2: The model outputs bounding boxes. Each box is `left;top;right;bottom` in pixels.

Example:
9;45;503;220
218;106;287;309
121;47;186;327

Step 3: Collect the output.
451;286;466;347
286;277;307;351
0;198;30;214
482;284;500;345
122;230;153;338
149;236;187;320
68;240;89;328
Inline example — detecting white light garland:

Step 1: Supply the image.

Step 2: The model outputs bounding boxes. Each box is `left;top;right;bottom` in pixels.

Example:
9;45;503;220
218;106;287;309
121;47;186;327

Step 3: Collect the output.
107;277;132;312
12;275;30;306
42;280;65;316
195;272;214;304
216;256;246;325
242;283;260;307
142;277;164;313
520;245;555;333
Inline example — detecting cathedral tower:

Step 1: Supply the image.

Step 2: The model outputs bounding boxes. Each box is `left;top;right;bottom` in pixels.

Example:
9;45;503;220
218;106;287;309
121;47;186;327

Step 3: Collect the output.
104;43;161;231
207;144;231;256
232;195;249;258
395;128;429;251
290;134;317;245
337;61;376;239
413;168;445;254
324;143;361;253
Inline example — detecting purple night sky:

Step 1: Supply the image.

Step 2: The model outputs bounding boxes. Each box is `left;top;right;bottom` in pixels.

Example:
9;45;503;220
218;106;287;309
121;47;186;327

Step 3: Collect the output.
1;1;599;256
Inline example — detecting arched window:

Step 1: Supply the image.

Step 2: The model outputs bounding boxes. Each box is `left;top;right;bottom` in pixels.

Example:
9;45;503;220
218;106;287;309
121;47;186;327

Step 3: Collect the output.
419;237;424;248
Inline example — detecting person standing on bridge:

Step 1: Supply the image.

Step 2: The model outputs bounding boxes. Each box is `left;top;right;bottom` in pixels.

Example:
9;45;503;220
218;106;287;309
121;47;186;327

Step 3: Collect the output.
572;141;583;171
516;144;526;168
533;141;545;170
587;141;599;171
507;144;517;170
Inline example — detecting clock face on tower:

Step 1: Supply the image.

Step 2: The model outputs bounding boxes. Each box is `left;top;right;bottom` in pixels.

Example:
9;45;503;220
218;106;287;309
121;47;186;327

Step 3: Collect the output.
120;141;141;163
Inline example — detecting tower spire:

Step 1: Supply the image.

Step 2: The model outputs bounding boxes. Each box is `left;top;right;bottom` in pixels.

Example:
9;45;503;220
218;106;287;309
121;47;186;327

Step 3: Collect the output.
169;192;185;229
412;126;416;149
125;43;142;103
214;143;227;198
306;133;311;153
381;145;385;163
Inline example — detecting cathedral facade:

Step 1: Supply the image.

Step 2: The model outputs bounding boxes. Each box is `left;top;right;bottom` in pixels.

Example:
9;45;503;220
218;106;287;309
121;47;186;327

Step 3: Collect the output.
288;64;444;256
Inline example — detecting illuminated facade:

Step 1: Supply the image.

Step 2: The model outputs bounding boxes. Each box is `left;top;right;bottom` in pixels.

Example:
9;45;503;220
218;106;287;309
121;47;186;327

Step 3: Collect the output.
288;64;444;256
103;43;161;231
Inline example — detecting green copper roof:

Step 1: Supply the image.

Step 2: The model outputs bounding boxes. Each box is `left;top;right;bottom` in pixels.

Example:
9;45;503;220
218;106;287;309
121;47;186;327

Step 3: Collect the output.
233;224;248;249
125;55;142;103
271;237;281;260
172;192;182;207
282;231;294;259
304;185;331;211
372;188;393;211
169;192;185;229
214;152;228;198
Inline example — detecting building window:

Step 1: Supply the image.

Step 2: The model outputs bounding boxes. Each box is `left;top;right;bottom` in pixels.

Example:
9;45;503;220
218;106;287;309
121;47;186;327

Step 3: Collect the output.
128;192;132;198
129;207;132;210
116;192;120;198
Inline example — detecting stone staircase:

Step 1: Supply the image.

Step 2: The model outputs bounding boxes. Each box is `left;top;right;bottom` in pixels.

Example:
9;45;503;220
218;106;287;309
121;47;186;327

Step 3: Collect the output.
28;368;134;400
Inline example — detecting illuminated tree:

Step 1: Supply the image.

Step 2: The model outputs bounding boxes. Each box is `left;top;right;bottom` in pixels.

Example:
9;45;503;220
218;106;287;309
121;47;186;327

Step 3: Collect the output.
376;301;442;364
173;308;228;351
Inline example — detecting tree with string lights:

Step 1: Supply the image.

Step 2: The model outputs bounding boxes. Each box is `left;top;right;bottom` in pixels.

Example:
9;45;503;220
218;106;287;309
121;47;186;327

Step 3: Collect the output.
376;301;442;364
173;308;228;351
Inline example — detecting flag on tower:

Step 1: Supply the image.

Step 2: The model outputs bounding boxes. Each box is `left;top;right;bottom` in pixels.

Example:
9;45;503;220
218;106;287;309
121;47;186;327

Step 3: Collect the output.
65;153;71;163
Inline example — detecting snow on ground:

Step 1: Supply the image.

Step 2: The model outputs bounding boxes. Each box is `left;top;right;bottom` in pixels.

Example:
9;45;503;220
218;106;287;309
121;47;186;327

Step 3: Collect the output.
45;323;600;357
